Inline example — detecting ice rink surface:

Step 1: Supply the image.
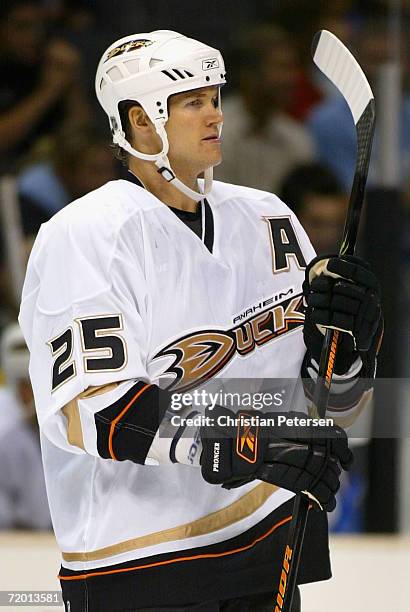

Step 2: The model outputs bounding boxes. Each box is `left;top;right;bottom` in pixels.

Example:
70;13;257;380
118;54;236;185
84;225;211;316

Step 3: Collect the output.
0;532;409;612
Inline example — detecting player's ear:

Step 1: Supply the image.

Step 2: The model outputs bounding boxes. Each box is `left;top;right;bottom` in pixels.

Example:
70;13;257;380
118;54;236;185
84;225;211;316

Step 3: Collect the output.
128;106;152;131
127;105;160;153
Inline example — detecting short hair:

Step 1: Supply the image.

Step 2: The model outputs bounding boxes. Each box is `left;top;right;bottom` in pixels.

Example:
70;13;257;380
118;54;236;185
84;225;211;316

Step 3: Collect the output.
279;163;343;216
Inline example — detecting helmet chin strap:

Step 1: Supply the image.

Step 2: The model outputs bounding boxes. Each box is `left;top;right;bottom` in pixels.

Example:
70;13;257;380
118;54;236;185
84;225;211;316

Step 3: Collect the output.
113;121;212;203
156;161;213;202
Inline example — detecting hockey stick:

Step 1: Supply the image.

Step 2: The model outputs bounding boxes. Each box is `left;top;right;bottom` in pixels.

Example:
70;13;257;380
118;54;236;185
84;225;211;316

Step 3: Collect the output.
274;30;375;612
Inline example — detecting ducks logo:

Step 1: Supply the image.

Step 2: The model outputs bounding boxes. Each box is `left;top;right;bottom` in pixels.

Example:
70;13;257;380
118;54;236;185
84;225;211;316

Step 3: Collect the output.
105;39;154;62
152;295;304;392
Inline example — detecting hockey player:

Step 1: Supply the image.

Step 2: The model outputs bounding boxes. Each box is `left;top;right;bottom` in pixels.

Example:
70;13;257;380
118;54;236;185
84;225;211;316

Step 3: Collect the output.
18;31;382;611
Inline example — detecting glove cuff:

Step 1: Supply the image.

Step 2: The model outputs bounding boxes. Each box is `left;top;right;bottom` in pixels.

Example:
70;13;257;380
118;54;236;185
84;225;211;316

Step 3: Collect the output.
303;317;357;375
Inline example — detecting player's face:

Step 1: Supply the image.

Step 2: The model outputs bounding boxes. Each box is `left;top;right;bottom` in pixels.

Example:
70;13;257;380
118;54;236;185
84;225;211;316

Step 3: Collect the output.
165;86;223;178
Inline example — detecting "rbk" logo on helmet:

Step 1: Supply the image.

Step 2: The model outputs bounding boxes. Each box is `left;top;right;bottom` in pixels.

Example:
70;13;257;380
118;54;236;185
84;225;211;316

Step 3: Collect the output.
202;58;219;70
236;412;258;464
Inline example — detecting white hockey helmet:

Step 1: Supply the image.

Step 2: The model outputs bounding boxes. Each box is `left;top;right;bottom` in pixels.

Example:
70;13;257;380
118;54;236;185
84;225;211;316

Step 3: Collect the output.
95;30;226;201
0;323;29;386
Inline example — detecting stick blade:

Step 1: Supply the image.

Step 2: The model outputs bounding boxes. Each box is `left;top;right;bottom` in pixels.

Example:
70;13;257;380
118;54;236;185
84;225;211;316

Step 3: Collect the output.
312;30;374;124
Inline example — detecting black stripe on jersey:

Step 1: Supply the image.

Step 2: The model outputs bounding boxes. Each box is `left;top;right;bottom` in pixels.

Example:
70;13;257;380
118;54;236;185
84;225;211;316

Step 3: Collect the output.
94;381;170;464
59;498;330;611
126;171;215;254
169;205;203;242
203;199;214;253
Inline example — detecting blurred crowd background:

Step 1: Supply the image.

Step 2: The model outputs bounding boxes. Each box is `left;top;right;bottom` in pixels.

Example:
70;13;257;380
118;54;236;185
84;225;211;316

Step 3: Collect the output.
0;0;409;535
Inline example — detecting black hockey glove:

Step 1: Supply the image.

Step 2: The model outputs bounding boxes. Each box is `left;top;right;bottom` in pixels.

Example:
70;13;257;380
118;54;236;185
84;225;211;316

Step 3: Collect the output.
303;254;383;376
200;406;353;512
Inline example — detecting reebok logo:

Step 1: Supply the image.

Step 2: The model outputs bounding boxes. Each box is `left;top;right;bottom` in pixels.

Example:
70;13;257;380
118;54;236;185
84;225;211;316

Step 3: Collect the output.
236;412;258;464
202;58;219;70
212;442;220;472
239;425;255;454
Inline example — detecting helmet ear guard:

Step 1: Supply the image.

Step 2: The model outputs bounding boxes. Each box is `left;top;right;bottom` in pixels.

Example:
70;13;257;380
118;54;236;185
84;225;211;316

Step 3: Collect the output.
112;117;170;162
96;30;226;201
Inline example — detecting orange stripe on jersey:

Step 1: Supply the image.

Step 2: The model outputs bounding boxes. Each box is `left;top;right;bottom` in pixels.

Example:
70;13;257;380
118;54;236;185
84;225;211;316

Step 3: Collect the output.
58;514;292;581
108;383;151;460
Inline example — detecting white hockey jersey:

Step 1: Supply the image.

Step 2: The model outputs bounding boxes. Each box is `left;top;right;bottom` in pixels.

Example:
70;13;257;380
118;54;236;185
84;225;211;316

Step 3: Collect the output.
19;178;316;572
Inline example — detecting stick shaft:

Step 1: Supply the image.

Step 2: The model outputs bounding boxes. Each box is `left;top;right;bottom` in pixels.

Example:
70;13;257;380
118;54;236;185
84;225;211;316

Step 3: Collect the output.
275;100;375;612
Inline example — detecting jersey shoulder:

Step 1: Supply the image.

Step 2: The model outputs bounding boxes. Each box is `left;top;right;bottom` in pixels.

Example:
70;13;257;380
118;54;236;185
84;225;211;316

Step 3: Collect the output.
42;179;159;237
210;179;296;216
22;180;155;313
210;180;315;261
29;180;158;271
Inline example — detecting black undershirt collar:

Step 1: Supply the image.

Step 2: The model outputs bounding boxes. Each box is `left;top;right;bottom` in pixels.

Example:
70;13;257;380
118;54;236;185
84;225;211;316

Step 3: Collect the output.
126;171;214;253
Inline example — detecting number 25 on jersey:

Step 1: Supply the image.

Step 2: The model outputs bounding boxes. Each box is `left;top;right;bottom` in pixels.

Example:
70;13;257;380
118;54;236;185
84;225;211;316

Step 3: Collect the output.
47;314;127;392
